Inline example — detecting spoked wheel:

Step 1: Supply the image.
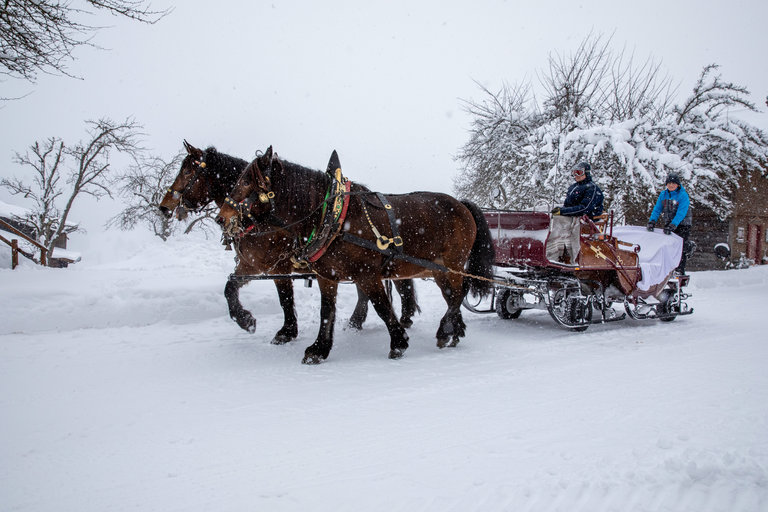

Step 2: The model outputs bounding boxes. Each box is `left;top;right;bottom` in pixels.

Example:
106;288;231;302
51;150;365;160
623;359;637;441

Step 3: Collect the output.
548;288;592;331
495;289;523;319
462;288;495;314
656;289;678;322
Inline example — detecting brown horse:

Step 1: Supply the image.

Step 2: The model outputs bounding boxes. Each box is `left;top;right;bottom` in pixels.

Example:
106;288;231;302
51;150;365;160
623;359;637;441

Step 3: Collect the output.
215;146;494;363
158;142;418;343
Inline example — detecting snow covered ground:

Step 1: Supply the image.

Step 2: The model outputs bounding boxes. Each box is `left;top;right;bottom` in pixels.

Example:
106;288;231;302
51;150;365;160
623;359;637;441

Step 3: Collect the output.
2;230;767;512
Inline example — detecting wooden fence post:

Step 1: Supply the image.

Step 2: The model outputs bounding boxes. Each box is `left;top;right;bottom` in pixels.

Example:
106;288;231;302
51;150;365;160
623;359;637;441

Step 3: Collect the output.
11;239;19;269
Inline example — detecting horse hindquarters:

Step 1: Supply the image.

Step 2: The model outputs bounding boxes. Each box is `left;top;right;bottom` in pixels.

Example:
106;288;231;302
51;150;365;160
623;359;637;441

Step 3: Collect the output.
460;200;495;299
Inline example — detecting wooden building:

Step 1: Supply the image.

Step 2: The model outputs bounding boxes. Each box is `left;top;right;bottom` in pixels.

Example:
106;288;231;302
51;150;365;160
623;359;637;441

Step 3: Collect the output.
688;167;768;270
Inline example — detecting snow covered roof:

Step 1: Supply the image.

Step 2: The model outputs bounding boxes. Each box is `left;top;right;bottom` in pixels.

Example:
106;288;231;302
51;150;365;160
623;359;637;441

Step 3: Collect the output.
0;199;31;220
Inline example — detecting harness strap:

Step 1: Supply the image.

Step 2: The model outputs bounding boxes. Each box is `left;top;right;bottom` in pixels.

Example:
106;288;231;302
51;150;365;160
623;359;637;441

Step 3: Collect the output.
340;232;448;273
375;192;404;254
359;193;404;252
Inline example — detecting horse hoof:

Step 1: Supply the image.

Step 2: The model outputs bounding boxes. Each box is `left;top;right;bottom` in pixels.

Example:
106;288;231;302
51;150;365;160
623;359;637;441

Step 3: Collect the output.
389;348;405;360
399;317;413;329
271;334;293;345
302;353;324;365
347;320;363;331
232;315;257;334
436;337;450;349
447;336;461;348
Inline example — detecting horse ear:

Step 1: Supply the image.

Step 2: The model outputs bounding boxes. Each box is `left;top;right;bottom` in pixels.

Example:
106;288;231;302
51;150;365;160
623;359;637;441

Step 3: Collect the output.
326;150;341;175
258;146;273;170
183;140;203;158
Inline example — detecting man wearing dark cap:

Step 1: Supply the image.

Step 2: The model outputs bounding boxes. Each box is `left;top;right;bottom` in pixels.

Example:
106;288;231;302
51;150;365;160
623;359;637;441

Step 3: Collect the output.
547;162;604;263
647;173;692;274
551;162;604;219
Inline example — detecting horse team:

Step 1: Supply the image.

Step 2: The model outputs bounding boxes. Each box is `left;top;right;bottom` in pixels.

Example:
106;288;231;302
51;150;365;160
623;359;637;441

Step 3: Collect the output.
159;142;494;364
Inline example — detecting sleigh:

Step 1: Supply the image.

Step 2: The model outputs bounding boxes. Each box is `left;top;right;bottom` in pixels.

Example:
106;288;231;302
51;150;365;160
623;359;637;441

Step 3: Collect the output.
463;210;693;330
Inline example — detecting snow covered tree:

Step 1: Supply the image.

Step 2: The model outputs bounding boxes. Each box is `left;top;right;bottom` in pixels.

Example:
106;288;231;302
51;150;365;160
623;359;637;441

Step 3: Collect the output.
661;64;768;220
1;117;144;254
1;0;168;83
456;35;768;225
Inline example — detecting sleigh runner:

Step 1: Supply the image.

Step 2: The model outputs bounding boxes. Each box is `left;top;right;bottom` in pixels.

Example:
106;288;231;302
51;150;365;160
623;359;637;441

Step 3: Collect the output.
462;209;693;330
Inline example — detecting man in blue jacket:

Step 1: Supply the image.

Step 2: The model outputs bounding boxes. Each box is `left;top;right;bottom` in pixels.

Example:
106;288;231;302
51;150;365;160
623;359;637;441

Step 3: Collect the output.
547;162;604;263
647;173;692;274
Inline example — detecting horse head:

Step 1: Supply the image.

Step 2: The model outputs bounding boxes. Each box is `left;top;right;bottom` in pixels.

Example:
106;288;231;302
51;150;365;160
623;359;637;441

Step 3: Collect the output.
215;146;276;236
158;140;214;219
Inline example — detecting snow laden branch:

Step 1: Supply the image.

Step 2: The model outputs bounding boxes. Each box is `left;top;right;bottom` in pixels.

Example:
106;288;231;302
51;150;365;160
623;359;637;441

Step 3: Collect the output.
674;64;756;124
456;34;768;223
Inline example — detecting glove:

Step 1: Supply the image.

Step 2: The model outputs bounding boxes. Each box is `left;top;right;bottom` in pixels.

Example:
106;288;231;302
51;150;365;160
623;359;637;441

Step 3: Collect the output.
551;207;561;215
646;222;655;232
663;223;676;235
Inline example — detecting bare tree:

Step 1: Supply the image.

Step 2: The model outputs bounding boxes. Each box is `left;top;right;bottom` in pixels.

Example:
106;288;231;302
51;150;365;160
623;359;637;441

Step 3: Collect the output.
0;0;169;82
606;47;676;122
107;153;182;240
108;151;221;240
539;32;612;126
1;117;145;254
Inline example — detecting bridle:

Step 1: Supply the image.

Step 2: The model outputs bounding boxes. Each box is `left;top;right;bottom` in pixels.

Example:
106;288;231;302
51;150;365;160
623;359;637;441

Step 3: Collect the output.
223;155;278;230
167;157;211;211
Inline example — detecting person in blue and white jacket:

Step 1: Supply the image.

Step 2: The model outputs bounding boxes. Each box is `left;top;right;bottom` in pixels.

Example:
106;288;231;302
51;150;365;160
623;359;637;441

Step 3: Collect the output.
647;173;692;274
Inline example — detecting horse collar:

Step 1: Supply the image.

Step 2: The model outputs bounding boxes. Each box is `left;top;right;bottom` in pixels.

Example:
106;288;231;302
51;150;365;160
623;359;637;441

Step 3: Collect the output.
294;167;352;266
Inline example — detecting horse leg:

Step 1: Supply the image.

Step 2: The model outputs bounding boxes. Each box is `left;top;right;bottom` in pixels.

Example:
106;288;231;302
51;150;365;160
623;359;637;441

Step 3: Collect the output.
358;278;409;359
394;279;419;328
224;277;257;333
433;273;466;348
347;284;369;330
302;278;339;365
272;278;298;344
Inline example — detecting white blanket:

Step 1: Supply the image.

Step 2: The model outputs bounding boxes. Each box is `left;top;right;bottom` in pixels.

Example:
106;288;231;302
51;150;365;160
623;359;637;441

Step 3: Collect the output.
612;225;683;291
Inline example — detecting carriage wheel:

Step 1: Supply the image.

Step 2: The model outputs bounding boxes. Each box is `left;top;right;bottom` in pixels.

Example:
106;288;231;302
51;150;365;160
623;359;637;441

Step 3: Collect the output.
495;289;523;319
657;289;677;322
624;298;652;320
548;288;592;331
462;288;494;314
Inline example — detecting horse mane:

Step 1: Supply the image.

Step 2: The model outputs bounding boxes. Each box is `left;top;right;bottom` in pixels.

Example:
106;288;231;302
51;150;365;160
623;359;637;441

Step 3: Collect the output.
203;147;249;182
202;146;249;200
272;158;334;224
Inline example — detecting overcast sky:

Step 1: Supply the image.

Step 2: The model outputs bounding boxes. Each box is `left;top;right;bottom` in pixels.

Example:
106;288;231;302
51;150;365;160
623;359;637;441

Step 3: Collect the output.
2;0;766;228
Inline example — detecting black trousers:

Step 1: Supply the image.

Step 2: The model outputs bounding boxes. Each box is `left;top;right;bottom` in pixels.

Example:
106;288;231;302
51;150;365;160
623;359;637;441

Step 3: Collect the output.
673;224;691;273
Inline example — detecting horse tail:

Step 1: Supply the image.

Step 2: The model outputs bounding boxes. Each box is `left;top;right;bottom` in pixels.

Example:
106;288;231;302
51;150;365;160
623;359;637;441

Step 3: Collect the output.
461;200;495;298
